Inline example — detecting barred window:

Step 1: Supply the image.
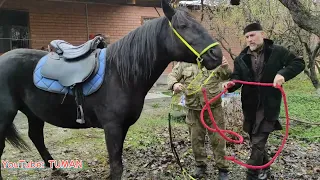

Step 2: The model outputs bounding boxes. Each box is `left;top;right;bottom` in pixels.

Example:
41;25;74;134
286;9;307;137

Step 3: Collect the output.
0;10;29;53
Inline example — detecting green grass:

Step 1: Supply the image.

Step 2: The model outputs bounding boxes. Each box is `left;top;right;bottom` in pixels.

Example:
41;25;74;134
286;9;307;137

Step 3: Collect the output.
278;74;320;142
123;73;320;151
124;106;187;150
125;108;170;149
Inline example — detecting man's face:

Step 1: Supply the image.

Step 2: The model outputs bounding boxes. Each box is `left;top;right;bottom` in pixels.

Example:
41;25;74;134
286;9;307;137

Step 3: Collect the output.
245;31;264;51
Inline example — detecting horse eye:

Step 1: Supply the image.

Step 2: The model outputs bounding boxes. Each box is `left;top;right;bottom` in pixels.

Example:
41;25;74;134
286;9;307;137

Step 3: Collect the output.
179;24;187;29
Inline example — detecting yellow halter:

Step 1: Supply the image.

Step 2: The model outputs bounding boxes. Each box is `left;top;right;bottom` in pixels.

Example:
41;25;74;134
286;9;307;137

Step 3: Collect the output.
168;21;220;70
168;21;221;96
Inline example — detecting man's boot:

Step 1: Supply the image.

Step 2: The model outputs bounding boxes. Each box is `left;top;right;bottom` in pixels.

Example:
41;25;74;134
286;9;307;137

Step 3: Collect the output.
259;150;272;179
192;165;207;178
258;168;272;180
246;170;259;180
218;169;229;180
246;168;272;180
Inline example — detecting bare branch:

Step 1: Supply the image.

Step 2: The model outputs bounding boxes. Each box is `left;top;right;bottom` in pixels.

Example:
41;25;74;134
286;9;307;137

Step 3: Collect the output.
278;0;320;37
312;41;320;60
201;0;204;22
216;38;237;60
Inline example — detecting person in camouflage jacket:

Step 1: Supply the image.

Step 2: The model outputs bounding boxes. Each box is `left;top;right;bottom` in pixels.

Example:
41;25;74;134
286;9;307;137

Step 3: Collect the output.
167;56;231;179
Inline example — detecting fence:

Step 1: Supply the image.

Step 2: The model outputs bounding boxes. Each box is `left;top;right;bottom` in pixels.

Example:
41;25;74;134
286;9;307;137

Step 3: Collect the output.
0;37;31;53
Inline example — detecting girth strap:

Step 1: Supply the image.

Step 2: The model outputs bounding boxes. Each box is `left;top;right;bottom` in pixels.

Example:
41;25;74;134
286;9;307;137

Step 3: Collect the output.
74;85;85;124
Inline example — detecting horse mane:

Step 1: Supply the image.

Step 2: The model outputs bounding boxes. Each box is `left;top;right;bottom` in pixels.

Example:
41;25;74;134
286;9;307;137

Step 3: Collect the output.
107;7;193;86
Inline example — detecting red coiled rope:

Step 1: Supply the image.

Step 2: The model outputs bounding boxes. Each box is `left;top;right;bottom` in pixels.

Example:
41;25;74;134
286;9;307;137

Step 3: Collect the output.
200;80;289;170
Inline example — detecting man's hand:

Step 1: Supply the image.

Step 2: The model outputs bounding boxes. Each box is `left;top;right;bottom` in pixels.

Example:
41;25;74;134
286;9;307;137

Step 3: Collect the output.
273;74;285;87
222;81;235;90
221;56;229;68
173;83;184;93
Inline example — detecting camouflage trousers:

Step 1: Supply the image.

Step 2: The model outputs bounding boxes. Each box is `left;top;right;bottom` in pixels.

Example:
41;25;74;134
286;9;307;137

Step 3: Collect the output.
185;105;229;170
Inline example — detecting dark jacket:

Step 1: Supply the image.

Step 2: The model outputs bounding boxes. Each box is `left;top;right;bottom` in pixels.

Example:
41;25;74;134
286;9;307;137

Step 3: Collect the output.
228;39;305;123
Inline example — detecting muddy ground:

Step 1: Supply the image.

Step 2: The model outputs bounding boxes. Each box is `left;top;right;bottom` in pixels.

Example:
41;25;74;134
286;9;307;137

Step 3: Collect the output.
1;86;320;180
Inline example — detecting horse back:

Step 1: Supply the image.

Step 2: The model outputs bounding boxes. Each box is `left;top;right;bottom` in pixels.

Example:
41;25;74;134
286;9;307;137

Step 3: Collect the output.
0;49;46;89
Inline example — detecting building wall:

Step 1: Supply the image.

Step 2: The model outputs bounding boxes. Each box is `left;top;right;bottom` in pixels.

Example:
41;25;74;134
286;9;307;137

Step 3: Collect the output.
190;10;243;71
1;0;174;74
1;1;242;77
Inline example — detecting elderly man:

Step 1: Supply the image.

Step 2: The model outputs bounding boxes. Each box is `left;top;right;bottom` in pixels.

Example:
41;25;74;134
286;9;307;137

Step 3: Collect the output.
223;23;305;180
167;57;231;179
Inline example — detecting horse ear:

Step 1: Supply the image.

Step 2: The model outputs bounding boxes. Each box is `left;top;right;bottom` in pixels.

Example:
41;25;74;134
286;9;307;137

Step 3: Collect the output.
161;0;175;21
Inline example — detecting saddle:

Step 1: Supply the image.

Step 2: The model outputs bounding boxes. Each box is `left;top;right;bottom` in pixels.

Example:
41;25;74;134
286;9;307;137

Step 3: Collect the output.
40;36;105;124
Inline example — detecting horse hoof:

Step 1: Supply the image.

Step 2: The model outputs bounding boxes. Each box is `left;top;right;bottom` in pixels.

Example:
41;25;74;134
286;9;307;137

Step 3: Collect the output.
52;169;68;177
76;119;85;124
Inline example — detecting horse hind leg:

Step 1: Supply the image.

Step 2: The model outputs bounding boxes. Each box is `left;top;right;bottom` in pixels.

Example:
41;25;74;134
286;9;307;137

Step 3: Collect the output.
23;110;56;169
0;108;30;180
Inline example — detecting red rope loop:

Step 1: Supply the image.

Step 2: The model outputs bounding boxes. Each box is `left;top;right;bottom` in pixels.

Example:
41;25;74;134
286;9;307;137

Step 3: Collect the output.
200;80;290;170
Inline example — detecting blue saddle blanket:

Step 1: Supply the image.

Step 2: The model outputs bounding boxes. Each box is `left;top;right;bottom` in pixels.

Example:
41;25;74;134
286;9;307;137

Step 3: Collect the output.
33;48;107;96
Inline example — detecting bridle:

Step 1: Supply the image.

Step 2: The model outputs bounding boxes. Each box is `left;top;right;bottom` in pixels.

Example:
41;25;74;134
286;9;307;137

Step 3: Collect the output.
168;21;220;69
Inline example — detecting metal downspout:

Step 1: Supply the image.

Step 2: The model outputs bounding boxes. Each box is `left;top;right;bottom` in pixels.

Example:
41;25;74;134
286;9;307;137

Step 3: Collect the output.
85;3;89;40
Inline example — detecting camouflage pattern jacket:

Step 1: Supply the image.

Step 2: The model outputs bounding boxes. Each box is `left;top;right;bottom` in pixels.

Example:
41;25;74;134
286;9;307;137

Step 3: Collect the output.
167;62;232;110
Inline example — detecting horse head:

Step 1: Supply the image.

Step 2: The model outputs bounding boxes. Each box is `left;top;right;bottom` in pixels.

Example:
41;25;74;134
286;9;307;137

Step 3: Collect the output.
162;0;223;70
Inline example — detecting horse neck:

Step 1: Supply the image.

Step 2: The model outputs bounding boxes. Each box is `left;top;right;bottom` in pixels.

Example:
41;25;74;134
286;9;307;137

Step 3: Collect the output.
138;53;172;95
146;56;170;91
108;17;176;95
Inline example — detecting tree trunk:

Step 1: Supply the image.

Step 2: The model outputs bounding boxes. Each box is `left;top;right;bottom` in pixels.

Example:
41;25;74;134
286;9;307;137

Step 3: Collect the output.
307;51;320;90
302;41;320;90
276;0;320;37
309;66;320;90
316;61;320;73
230;0;320;37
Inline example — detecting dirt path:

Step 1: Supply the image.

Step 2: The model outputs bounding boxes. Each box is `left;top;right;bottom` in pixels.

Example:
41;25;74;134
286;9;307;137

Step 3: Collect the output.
1;107;320;179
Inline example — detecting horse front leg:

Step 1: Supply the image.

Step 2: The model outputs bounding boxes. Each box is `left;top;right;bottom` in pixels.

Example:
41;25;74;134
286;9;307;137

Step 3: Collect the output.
103;121;130;180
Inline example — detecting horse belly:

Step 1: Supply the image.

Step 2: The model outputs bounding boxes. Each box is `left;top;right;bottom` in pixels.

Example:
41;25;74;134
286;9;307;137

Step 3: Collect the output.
22;87;99;128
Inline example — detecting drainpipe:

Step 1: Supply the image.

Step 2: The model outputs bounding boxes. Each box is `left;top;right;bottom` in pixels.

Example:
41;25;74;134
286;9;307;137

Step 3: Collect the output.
0;0;7;8
85;3;89;40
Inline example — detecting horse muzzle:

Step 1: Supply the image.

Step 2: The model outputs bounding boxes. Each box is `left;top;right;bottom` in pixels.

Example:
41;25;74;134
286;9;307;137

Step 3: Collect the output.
201;47;222;70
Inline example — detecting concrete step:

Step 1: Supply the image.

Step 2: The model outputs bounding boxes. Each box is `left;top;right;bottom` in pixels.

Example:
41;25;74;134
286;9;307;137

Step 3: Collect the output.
144;92;171;103
143;92;172;110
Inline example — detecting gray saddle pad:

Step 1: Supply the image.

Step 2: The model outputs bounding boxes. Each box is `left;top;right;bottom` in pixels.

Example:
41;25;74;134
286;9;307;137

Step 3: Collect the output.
40;49;99;87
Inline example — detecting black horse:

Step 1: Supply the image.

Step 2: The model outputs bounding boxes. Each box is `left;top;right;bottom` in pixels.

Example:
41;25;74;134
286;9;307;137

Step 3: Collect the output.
0;0;222;179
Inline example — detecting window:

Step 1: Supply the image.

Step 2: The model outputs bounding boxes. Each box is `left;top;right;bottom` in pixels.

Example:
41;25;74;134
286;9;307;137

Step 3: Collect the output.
0;10;30;53
141;16;157;25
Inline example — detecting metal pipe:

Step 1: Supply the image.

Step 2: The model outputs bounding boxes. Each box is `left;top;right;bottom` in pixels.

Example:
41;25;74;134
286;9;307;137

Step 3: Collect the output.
85;3;89;40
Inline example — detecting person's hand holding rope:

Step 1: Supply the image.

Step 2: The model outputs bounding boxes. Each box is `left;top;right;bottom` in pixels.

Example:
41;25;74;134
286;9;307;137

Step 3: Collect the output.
273;74;285;87
221;56;229;68
222;81;235;92
173;83;185;94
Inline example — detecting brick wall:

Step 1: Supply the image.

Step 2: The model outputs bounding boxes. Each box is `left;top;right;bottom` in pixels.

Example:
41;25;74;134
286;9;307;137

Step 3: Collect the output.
3;0;88;48
2;0;164;46
2;0;175;74
1;1;241;75
190;10;243;71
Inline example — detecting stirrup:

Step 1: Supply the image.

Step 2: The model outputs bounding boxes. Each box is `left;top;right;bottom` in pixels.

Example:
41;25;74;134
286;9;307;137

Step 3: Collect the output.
76;105;85;124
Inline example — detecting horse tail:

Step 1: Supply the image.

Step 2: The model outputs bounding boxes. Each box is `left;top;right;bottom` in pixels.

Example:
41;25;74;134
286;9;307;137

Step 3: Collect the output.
5;124;30;151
